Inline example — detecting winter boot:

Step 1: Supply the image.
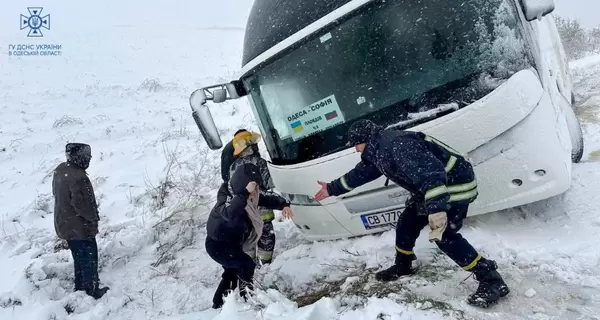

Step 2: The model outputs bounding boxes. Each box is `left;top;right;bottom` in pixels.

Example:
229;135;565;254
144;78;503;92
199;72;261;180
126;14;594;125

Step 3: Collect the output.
212;289;235;308
239;279;255;302
212;281;232;308
91;286;109;300
467;258;510;308
375;253;417;282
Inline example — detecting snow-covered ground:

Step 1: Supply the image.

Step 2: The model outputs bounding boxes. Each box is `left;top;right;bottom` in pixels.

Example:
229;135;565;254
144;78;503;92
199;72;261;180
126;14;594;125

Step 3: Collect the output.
2;2;600;320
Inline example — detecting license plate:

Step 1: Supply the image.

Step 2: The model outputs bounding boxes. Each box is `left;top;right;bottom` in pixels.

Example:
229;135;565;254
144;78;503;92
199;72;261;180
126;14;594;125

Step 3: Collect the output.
360;208;403;230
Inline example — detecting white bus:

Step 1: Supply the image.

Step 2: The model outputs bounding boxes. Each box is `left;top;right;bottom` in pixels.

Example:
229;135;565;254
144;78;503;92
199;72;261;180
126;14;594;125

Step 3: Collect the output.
189;0;584;241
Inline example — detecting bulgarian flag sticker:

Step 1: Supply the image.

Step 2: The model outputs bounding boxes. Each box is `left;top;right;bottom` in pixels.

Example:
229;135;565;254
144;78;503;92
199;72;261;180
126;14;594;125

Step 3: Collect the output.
325;110;338;121
285;94;345;142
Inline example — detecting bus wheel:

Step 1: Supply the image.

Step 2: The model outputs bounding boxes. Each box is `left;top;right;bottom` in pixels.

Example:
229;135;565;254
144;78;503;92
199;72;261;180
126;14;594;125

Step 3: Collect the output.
564;102;584;163
571;123;584;163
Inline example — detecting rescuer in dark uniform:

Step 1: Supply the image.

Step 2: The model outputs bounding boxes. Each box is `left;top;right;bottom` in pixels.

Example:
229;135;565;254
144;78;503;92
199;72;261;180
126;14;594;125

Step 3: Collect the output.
313;119;510;308
220;129;248;182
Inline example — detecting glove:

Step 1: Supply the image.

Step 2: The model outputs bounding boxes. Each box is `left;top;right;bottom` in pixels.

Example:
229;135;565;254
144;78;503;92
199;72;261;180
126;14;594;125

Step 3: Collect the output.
428;212;448;243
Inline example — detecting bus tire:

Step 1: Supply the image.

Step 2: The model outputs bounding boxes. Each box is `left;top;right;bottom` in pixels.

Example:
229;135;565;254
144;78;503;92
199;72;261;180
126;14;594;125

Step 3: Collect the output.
571;123;584;163
564;102;584;163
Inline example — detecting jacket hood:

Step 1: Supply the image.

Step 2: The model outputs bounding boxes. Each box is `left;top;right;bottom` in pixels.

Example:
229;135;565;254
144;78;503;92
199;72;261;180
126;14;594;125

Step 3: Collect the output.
229;163;263;195
347;119;383;147
361;126;384;165
65;143;92;169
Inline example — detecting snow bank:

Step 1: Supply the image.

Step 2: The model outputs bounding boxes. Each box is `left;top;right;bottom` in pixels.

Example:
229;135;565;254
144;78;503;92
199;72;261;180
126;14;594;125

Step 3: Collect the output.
568;53;600;162
569;54;600;70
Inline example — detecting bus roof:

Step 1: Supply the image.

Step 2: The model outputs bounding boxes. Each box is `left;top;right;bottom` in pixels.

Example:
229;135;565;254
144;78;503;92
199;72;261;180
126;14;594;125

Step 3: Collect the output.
241;0;354;67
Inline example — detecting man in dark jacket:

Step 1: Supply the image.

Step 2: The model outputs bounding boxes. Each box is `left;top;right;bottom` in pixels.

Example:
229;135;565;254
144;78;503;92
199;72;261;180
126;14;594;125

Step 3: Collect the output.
206;163;291;309
313;119;509;308
52;143;109;299
222;129;293;265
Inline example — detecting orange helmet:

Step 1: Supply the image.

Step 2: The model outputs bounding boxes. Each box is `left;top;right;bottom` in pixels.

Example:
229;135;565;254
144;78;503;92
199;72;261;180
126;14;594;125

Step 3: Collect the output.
232;130;261;156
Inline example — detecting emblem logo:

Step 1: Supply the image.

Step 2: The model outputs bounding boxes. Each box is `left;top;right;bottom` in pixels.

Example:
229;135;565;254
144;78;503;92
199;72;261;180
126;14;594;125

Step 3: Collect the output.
20;7;51;37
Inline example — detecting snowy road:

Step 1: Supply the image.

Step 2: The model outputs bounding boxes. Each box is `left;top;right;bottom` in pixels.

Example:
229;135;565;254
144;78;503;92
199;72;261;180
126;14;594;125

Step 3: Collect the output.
2;6;600;319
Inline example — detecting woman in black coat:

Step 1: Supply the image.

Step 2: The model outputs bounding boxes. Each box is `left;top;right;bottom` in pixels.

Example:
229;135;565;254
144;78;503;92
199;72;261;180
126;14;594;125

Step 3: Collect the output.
205;163;290;308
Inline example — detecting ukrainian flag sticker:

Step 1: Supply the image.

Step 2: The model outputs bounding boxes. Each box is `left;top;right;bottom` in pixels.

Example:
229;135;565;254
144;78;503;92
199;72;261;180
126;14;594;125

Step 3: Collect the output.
291;120;303;133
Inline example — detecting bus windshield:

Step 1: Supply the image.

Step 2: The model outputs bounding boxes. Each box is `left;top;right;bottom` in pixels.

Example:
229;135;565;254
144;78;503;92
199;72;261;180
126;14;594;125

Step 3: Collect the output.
243;0;534;165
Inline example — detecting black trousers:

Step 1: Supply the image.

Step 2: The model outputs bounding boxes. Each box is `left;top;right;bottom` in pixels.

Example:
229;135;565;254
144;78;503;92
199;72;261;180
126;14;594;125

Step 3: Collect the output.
205;237;256;306
66;239;99;295
394;202;481;270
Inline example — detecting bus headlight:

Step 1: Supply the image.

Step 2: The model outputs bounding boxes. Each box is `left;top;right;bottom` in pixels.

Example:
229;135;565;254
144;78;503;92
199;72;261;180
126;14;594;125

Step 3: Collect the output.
280;193;322;206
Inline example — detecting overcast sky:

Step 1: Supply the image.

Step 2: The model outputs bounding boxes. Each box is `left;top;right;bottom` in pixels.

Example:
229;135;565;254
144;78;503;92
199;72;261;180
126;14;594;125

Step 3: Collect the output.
554;0;600;28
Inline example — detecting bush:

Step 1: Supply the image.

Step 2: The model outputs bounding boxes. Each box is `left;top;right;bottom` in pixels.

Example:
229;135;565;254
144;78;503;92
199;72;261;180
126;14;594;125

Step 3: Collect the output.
555;16;600;60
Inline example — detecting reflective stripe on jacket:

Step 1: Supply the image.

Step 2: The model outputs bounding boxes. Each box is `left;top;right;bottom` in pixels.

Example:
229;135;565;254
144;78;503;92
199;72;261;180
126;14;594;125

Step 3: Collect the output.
327;128;477;215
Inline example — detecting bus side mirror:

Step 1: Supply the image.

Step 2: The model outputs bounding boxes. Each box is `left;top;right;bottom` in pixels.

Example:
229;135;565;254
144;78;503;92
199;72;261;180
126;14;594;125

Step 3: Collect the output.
520;0;555;21
190;89;223;150
213;88;228;103
188;80;249;150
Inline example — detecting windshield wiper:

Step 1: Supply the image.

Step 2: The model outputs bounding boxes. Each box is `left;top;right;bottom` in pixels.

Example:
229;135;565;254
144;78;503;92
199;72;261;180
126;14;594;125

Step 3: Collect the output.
386;102;460;130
